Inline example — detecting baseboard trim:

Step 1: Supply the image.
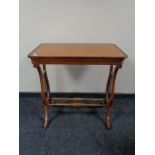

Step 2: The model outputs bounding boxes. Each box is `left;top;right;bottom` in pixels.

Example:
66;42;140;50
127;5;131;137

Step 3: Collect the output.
19;92;135;99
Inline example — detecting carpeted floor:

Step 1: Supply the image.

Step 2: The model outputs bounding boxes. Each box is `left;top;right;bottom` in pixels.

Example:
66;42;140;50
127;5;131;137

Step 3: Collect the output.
20;95;135;155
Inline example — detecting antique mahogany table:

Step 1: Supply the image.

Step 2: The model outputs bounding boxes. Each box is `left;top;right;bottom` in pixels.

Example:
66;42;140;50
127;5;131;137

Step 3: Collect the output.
28;43;127;128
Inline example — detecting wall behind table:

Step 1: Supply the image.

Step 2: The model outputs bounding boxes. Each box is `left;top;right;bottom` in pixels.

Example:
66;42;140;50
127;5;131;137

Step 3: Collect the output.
20;0;135;93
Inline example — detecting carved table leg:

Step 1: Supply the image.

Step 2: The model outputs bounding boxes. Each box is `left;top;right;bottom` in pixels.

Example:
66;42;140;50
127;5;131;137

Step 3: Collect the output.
34;64;51;128
105;65;121;128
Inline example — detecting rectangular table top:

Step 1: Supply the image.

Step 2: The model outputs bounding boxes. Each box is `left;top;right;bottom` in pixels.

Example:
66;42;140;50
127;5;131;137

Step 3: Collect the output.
28;43;127;65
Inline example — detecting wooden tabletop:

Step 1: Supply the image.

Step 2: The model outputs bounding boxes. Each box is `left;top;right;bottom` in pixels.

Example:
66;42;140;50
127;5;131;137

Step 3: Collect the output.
28;43;127;65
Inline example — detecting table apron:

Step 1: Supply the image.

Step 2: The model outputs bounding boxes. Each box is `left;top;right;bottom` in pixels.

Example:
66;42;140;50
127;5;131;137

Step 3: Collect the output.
31;57;124;65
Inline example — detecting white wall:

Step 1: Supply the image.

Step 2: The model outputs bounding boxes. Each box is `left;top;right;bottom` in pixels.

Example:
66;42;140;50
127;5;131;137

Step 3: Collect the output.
20;0;135;93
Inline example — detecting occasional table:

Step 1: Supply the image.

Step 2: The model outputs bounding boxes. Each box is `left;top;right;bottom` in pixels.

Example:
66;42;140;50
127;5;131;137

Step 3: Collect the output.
28;43;127;128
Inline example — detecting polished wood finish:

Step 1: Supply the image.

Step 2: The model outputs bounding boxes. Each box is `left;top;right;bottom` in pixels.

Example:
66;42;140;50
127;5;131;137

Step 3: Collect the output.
35;64;50;127
28;43;127;65
106;65;122;106
28;43;127;128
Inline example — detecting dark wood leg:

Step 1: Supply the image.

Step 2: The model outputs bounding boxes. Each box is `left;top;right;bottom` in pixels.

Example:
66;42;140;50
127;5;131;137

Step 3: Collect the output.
105;65;121;128
43;65;50;99
106;65;113;101
34;64;50;128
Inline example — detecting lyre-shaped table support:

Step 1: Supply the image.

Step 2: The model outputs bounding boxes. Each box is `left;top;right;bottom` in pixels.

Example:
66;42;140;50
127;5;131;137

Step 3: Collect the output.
34;64;50;127
34;64;121;128
105;65;121;128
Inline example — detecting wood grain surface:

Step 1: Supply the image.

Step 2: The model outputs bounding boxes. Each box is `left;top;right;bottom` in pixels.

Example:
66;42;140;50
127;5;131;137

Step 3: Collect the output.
28;43;127;58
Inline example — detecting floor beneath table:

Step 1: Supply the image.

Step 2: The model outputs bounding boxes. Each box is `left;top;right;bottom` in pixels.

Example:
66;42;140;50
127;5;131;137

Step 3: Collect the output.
19;95;135;155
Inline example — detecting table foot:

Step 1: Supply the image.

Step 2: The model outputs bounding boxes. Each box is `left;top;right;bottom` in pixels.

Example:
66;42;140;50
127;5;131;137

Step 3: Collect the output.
44;106;48;128
106;107;110;128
